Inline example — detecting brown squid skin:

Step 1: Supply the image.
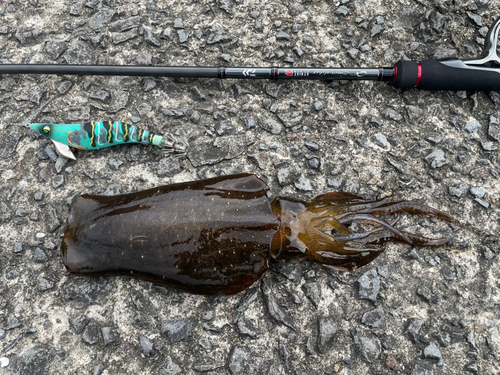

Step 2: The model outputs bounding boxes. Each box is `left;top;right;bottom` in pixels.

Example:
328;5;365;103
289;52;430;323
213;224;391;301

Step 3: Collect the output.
62;174;278;295
62;173;453;295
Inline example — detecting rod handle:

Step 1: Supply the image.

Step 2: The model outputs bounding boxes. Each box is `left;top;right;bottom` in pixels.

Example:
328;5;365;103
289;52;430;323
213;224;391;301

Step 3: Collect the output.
393;60;500;91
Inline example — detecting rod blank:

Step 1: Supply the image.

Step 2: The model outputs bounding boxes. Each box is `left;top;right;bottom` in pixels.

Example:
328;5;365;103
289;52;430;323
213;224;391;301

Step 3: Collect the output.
0;64;395;81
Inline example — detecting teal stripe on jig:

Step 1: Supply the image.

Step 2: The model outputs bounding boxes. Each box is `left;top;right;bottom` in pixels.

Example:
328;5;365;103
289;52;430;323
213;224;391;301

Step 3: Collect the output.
29;121;188;160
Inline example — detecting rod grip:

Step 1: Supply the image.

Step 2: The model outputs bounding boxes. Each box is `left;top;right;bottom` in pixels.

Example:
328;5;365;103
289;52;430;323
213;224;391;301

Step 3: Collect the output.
393;59;500;91
393;60;419;89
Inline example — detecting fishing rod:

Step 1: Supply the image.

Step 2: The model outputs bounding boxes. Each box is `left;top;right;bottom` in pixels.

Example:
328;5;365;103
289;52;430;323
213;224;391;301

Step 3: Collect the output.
2;17;500;92
2;17;500;91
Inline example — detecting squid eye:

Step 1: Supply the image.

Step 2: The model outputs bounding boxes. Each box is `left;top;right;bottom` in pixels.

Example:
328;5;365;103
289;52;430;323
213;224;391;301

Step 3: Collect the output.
42;125;51;134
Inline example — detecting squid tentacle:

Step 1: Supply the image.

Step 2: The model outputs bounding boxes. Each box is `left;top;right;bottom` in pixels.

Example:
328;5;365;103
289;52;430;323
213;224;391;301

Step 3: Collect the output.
346;229;451;247
335;214;401;242
338;213;413;244
273;189;453;272
356;200;454;221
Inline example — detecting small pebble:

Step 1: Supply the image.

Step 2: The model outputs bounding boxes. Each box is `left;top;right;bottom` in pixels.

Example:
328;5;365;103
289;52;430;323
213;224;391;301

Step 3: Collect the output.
317;316;337;353
305;336;317;356
426;133;443;145
107;158;123;170
362;306;386;328
351;327;381;363
304;142;319;152
474;198;489;209
140;336;153;356
178;30;189;43
417;285;432;302
93;364;105;375
54;157;67;174
52;175;64;189
449;184;469;198
412;362;434;375
101;327;117;346
465;122;480;132
305;269;315;279
308;158;320;169
470;187;485;199
357;268;380;302
0;357;9;368
199;338;212;350
237;317;260;338
483;247;495;261
466;362;479;373
13;242;23;253
407;319;424;336
386;356;402;371
295;174;313;191
89;90;110;102
425;149;450;168
34;247;48;263
377;265;389;278
57;81;72;94
44;147;58;162
276;31;290;40
371;24;383;37
82;323;100;345
157;157;182;177
335;5;350;15
173;18;184;28
481;140;497;151
347;48;359;59
327;177;343;189
374;133;387;147
293;47;303;57
424;342;444;366
313;100;324;111
201;310;214;321
34;192;44;201
161;319;192;343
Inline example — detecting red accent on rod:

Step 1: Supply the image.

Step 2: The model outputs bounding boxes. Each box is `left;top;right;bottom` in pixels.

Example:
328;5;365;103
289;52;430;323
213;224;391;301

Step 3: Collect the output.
415;63;422;86
271;67;278;80
392;65;398;84
218;67;226;79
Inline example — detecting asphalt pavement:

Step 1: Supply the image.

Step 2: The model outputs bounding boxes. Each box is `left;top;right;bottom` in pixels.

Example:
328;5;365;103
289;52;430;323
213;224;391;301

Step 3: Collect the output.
0;1;499;374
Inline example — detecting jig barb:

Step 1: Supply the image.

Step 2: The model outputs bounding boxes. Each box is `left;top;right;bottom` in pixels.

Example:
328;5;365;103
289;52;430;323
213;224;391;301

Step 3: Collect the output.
29;121;188;160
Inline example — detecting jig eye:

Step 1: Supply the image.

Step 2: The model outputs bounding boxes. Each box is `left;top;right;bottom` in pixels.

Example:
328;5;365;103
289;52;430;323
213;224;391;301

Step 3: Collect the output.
42;125;51;134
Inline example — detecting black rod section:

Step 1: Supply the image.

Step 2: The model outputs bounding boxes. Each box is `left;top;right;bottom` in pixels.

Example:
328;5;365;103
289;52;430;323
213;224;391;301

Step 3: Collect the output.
0;64;395;81
0;65;220;78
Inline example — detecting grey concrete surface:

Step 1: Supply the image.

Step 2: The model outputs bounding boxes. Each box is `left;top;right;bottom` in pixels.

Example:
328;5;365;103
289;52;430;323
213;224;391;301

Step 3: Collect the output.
0;0;499;374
